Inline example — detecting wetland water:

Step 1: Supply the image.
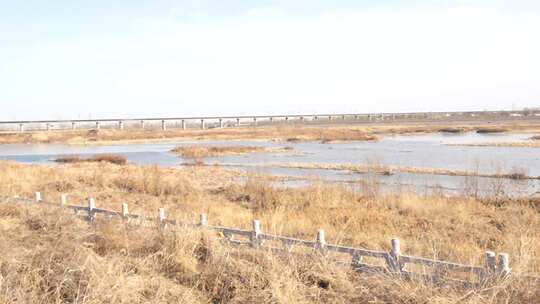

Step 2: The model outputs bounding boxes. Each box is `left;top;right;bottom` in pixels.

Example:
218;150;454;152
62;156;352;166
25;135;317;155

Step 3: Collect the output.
1;132;539;196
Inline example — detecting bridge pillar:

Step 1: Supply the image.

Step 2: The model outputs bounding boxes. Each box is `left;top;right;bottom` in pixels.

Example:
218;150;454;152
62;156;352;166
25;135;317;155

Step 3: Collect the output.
95;121;100;130
19;124;24;133
181;120;186;130
119;121;124;130
46;123;51;131
161;120;167;131
140;120;145;129
219;118;223;128
253;118;257;126
328;115;332;121
72;122;76;130
300;116;304;123
201;119;205;130
236;118;240;127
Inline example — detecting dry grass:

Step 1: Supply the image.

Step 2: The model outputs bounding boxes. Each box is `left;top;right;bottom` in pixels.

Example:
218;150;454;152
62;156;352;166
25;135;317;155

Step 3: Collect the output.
0;162;538;265
450;141;540;148
243;162;538;180
438;127;466;133
476;127;509;134
1;203;537;303
0;126;378;145
171;145;289;159
55;154;128;165
0;161;538;302
3;120;540;145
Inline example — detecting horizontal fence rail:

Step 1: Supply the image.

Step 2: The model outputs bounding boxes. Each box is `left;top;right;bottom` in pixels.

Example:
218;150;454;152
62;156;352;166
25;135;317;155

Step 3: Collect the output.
1;110;540;132
2;192;539;286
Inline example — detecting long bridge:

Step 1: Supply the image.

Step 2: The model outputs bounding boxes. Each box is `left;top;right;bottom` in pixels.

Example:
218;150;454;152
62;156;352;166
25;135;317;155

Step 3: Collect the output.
1;110;539;132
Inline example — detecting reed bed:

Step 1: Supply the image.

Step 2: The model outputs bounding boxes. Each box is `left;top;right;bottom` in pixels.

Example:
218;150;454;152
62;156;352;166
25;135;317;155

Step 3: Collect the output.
55;154;128;165
171;145;290;159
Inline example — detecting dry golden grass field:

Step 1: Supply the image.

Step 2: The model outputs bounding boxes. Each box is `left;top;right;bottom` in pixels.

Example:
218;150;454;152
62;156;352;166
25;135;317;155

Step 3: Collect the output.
1;120;540;145
0;161;538;303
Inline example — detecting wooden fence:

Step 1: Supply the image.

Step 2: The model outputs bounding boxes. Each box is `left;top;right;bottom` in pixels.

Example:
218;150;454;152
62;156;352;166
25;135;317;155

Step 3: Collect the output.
2;191;539;286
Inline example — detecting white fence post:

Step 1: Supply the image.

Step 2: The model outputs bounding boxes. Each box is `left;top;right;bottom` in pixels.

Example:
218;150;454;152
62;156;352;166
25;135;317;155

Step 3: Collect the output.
251;220;262;248
121;203;129;219
316;229;326;251
35;192;42;202
88;198;96;222
60;194;67;207
158;208;166;229
386;238;403;273
498;253;511;276
485;251;497;276
200;213;208;227
352;252;363;268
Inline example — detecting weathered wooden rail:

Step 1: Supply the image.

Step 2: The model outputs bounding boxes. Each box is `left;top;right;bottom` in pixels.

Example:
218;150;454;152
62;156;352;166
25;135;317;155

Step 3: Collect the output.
1;109;539;132
3;192;539;285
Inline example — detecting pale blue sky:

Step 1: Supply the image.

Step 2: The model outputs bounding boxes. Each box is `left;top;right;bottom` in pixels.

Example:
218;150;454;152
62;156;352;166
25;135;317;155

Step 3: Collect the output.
1;1;539;120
